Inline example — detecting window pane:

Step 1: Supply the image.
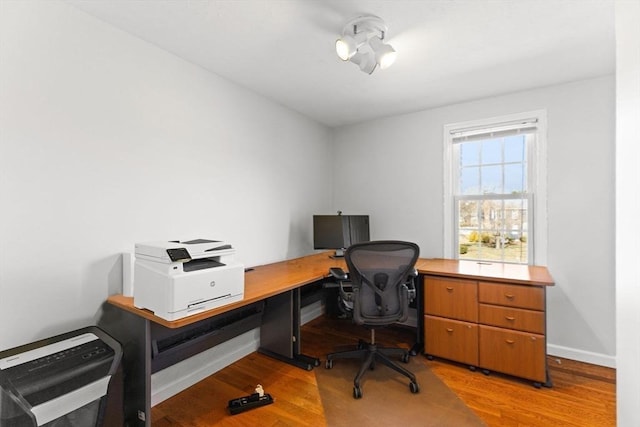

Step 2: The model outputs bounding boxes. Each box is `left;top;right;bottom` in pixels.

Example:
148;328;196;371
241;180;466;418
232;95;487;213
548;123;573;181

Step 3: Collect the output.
503;229;527;263
457;200;479;260
504;163;525;193
458;200;479;228
504;199;527;237
481;165;502;193
460;167;479;194
460;141;480;166
504;135;526;163
481;138;502;164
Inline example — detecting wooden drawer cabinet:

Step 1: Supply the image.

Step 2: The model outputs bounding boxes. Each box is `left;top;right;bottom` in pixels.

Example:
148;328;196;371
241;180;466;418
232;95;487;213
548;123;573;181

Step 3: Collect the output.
421;260;553;387
425;315;478;366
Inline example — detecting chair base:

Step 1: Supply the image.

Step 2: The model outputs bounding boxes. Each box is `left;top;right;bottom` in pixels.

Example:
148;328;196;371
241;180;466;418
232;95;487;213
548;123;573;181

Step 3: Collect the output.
325;341;419;398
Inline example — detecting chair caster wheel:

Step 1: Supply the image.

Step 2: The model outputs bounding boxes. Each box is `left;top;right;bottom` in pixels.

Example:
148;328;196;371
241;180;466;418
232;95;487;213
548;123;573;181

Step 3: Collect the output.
353;386;362;399
325;359;333;369
401;353;410;363
410;381;420;393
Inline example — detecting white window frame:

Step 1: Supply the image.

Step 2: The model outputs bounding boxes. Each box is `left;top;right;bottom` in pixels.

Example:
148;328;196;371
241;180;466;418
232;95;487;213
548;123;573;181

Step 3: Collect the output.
443;110;548;265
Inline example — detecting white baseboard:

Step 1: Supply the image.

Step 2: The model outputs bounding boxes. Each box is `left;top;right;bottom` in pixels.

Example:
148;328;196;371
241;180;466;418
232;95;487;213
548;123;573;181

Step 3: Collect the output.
547;343;616;368
301;300;324;325
151;301;326;406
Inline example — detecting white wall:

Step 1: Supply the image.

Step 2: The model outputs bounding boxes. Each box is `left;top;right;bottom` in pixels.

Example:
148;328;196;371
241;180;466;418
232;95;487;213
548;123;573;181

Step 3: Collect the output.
333;76;616;367
0;1;333;351
615;0;640;425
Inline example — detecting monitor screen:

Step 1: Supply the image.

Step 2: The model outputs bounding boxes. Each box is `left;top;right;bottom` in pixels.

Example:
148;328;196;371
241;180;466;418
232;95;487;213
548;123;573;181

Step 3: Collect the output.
313;215;347;250
313;215;370;255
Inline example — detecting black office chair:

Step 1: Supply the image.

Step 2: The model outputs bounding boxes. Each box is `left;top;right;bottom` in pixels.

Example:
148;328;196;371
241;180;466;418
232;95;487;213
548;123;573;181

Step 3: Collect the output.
325;240;420;399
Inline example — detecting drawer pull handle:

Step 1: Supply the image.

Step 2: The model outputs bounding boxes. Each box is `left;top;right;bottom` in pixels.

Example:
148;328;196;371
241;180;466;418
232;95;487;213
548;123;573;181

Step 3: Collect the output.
446;328;454;333
446;287;454;292
505;316;516;321
505;339;515;344
504;294;515;299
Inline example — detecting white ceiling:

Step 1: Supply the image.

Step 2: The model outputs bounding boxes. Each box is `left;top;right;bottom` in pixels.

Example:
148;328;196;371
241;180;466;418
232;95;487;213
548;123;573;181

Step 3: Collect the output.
65;0;615;128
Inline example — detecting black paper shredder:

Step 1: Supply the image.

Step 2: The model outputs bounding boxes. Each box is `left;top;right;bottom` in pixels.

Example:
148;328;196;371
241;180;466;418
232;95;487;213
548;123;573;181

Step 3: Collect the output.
0;326;122;427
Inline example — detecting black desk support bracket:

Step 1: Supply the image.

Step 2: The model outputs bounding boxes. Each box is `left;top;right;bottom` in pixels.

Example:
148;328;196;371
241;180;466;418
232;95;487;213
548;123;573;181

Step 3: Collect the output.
258;287;320;370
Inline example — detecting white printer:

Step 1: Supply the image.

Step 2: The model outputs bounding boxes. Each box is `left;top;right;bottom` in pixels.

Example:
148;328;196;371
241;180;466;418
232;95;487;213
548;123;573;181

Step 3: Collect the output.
133;239;244;321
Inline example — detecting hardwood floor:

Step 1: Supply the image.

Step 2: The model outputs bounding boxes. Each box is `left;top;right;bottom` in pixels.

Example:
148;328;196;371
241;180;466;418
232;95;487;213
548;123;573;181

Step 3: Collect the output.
152;316;616;426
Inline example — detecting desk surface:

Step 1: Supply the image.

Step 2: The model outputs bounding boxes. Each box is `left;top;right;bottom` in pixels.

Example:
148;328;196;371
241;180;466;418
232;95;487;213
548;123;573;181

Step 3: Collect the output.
417;258;555;287
107;252;347;329
107;253;553;329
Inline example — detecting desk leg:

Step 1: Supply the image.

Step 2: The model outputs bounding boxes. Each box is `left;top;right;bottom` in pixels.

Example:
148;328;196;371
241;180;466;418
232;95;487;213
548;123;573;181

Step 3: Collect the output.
99;304;151;427
258;289;320;370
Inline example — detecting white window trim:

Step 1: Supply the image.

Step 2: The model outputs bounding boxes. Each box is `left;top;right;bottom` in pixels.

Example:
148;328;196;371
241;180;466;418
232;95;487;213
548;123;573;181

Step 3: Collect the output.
443;110;548;265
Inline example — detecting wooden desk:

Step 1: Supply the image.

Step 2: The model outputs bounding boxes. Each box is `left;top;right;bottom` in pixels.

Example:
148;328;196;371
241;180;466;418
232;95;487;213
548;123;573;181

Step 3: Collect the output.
101;254;553;426
100;252;345;427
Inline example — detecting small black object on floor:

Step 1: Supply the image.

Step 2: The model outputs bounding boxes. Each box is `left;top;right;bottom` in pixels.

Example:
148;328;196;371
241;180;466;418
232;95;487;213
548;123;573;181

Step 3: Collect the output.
227;393;274;415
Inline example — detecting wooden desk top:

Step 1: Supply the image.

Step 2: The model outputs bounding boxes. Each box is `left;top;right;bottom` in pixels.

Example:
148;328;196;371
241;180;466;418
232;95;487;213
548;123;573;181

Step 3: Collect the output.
106;253;552;329
416;258;554;286
107;252;346;329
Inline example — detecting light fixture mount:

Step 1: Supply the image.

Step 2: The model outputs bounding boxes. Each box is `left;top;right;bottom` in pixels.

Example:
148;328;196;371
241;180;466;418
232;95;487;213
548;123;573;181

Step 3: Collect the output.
342;14;389;42
335;15;396;74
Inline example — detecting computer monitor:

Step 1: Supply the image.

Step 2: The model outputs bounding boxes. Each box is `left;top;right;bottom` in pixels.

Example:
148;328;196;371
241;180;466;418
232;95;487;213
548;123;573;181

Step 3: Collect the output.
313;214;370;257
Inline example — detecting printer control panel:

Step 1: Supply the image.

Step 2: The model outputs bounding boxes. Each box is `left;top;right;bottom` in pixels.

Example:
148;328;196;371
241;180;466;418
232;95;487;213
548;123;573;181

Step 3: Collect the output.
167;248;191;262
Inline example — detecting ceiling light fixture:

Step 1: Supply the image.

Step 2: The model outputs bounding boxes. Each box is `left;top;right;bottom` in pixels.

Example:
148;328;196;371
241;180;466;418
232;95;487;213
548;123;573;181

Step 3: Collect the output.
335;15;396;74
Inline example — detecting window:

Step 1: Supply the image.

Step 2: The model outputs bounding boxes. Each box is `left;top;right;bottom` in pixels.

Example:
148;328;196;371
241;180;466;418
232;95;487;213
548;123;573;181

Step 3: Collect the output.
443;111;547;265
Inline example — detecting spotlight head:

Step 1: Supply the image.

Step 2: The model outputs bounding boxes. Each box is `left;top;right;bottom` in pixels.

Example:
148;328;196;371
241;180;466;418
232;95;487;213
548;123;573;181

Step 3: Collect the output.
335;32;367;61
369;36;397;69
335;37;353;61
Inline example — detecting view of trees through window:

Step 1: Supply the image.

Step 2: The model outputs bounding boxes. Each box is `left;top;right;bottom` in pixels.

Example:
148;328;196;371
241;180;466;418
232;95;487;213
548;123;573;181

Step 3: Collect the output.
455;134;530;264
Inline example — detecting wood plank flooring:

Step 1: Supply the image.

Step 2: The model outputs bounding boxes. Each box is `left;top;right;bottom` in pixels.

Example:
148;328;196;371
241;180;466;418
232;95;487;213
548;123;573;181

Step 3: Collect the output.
152;316;616;426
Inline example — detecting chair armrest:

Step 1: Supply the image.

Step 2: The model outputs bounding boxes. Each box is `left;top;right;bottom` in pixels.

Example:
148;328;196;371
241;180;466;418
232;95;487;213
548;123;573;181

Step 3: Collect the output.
405;269;418;301
329;267;348;281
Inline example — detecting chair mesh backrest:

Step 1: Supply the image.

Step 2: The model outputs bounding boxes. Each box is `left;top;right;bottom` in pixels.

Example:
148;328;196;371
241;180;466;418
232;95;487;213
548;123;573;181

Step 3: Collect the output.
345;241;420;325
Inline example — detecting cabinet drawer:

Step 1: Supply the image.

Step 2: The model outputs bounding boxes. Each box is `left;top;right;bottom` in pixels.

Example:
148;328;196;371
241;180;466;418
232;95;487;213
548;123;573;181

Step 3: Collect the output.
478;282;544;310
479;325;546;382
479;304;544;334
424;277;478;322
424;315;478;366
